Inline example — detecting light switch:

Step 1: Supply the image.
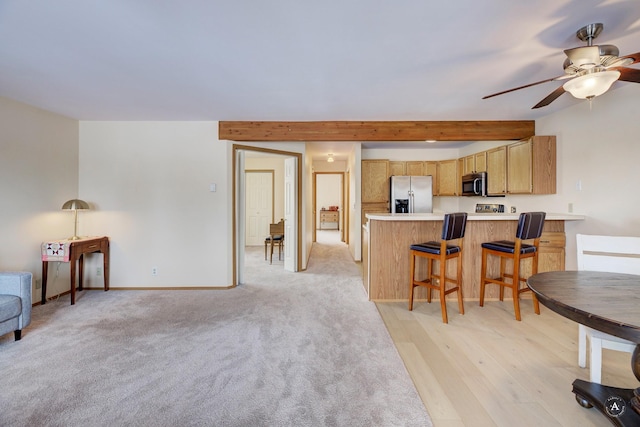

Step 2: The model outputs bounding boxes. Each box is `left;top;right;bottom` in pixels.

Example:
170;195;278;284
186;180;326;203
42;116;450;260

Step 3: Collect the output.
209;183;217;192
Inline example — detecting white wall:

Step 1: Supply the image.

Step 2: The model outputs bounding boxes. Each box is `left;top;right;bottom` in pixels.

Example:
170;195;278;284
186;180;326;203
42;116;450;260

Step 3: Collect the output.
78;121;232;288
0;97;79;301
536;85;640;268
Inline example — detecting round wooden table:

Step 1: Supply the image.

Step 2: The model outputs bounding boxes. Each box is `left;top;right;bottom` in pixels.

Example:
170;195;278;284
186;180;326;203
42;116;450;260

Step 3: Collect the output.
528;271;640;426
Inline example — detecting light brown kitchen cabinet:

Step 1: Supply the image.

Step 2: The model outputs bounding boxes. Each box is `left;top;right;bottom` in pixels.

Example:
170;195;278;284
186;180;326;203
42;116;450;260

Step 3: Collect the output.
474;151;487;173
424;161;438;195
507;136;556;194
463;155;475;175
362;160;390;203
388;161;406;176
438;159;459;196
361;203;389;228
406;161;425;176
486;146;507;195
521;232;566;276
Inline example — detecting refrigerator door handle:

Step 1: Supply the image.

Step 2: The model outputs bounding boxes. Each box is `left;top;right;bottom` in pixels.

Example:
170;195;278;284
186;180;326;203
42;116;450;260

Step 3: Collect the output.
409;190;414;213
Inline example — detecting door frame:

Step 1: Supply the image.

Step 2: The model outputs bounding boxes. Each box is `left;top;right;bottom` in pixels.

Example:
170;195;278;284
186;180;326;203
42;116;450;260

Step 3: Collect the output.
232;144;303;285
313;171;345;242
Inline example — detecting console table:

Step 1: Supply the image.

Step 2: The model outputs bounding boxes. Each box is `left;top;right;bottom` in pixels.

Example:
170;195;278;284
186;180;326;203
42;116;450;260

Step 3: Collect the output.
319;210;339;230
41;236;110;305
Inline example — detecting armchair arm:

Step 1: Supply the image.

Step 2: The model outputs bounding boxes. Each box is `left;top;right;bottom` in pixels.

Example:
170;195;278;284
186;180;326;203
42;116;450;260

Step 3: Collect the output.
0;272;32;329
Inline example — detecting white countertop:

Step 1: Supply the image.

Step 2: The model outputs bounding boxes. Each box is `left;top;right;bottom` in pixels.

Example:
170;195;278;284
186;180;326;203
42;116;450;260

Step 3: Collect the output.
365;212;585;221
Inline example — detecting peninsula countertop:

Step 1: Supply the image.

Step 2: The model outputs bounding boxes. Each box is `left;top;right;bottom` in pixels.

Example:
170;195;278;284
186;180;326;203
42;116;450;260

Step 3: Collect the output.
365;212;585;221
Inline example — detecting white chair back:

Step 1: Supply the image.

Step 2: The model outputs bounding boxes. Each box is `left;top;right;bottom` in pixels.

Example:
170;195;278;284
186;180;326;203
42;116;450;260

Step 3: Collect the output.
576;234;640;274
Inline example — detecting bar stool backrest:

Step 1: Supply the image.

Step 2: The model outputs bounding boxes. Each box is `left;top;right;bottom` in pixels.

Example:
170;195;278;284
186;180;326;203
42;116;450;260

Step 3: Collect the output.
515;212;546;240
441;212;468;241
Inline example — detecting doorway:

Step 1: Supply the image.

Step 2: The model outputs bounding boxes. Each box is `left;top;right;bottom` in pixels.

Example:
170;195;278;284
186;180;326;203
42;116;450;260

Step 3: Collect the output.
232;144;302;286
313;172;345;243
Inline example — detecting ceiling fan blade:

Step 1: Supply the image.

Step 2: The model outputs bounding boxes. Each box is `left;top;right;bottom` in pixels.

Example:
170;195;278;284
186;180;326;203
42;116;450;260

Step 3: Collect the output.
532;85;566;109
618;51;640;66
617;67;640;83
483;75;566;99
564;46;600;68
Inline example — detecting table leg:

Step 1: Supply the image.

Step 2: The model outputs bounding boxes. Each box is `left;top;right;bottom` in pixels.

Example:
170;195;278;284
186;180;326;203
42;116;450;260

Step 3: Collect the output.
78;254;84;291
572;344;640;425
70;256;77;305
41;261;48;304
103;246;109;291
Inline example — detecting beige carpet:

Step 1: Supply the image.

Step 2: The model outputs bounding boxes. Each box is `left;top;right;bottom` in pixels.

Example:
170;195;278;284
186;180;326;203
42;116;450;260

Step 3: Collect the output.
0;231;432;426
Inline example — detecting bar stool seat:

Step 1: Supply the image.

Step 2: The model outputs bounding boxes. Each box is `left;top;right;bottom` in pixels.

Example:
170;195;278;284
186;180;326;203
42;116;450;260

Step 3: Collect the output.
479;211;546;321
409;212;467;324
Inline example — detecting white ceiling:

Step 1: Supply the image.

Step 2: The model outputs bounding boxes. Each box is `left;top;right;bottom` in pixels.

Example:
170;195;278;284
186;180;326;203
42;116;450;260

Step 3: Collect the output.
1;2;639;144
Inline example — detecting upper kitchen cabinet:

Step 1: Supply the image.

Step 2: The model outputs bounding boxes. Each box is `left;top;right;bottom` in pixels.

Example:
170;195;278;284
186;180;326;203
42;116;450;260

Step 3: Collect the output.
462;151;487;175
438;159;459;196
486;146;507;195
474;151;487;173
388;161;406;176
507;136;556;194
406;161;425;176
424;161;438;195
462;155;475;175
362;160;390;203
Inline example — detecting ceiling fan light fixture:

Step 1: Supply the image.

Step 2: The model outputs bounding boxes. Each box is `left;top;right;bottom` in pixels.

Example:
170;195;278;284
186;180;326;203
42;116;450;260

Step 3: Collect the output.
562;69;620;99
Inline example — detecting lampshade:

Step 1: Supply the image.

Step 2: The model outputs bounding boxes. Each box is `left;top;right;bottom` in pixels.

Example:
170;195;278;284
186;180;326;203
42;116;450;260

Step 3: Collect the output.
562;70;620;100
61;199;90;210
61;199;90;240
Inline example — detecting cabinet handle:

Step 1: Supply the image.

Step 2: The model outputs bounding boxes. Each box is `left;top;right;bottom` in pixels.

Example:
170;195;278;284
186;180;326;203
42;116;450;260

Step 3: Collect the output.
87;245;98;249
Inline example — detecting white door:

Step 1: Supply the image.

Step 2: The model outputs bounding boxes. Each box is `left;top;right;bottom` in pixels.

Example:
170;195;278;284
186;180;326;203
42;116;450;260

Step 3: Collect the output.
284;157;297;272
245;171;273;246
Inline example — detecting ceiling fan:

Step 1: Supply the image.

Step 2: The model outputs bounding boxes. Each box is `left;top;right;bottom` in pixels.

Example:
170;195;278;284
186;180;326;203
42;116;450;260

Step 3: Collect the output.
483;23;640;109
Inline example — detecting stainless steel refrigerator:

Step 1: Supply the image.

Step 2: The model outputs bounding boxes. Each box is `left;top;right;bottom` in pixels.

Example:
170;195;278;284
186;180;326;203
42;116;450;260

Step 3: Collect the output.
390;175;433;213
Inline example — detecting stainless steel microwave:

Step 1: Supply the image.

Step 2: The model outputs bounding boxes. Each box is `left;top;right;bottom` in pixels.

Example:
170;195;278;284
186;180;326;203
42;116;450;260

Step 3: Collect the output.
461;172;487;197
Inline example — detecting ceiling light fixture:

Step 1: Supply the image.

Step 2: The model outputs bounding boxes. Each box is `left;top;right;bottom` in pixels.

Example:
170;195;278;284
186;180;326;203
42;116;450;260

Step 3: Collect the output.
563;69;620;100
327;154;334;163
425;139;437;143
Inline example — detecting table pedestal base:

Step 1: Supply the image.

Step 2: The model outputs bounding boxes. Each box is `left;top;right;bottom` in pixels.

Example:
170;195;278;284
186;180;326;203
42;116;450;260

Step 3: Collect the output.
573;379;640;426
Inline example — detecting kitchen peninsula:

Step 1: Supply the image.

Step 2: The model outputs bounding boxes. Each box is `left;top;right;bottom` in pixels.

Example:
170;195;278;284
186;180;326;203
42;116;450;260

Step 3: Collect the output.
362;212;584;301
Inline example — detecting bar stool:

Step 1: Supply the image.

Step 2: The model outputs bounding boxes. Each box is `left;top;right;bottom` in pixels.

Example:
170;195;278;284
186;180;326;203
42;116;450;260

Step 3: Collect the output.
408;212;467;324
479;211;546;321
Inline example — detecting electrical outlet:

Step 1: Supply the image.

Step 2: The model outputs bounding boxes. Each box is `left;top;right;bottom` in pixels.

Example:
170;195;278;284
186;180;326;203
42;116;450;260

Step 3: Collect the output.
510;206;516;213
96;267;102;276
152;267;158;276
568;203;574;213
35;279;41;289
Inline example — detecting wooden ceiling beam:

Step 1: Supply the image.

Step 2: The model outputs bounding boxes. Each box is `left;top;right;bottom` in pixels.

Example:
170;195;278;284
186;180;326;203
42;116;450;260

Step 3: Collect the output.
219;120;535;142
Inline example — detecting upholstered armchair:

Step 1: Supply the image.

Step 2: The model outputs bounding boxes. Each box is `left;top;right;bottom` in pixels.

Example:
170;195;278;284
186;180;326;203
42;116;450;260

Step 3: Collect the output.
0;272;32;341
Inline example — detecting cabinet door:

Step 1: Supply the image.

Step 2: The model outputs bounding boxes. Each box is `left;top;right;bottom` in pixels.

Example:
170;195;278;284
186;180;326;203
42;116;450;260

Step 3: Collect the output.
474;152;487;173
507;139;533;194
463;155;475;175
362;160;389;203
486;146;507;195
406;161;424;176
361;202;389;228
424;161;438;195
438;159;459;196
388;161;406;176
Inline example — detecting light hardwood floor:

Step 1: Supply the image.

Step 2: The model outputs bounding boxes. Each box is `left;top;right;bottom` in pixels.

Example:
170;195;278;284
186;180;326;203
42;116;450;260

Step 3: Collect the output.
376;299;637;427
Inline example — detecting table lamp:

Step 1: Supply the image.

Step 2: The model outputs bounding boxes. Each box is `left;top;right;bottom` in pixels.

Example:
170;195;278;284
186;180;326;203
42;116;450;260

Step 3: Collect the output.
61;199;90;240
